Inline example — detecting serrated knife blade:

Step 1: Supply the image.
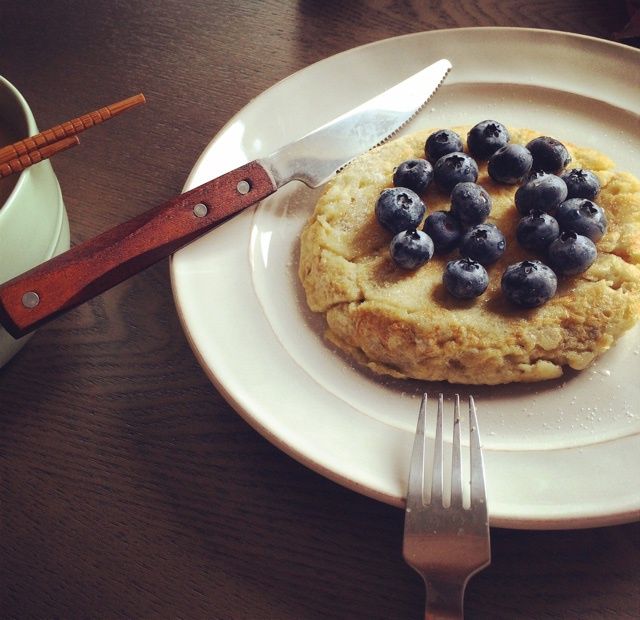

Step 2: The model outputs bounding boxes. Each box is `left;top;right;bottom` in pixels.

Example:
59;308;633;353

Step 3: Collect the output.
262;58;451;187
0;58;451;338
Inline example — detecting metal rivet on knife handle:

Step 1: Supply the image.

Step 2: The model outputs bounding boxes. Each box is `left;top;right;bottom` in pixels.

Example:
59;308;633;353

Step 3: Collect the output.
21;291;40;308
236;180;251;195
193;202;208;218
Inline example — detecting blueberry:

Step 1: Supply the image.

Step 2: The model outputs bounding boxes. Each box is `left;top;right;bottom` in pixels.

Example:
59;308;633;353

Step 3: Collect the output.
560;168;601;200
525;136;571;174
501;260;558;308
450;182;492;227
443;258;489;299
389;229;434;269
514;172;568;215
423;210;463;253
425;129;464;163
555;198;608;242
547;231;597;276
516;211;560;252
459;223;506;265
433;152;479;193
375;187;426;234
488;144;533;184
393;158;433;194
467;120;510;159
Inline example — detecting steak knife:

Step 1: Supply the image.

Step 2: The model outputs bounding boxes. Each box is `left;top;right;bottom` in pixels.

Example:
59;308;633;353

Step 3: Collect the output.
0;59;451;338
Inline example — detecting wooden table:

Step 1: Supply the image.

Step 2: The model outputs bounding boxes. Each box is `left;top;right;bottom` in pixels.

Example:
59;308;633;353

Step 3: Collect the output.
1;2;639;618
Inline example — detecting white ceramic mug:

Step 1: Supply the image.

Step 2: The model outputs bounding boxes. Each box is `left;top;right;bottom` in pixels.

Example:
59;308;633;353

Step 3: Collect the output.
0;76;70;367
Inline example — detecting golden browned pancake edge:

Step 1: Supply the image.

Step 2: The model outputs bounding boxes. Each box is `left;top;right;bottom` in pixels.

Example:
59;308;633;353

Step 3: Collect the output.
298;127;640;384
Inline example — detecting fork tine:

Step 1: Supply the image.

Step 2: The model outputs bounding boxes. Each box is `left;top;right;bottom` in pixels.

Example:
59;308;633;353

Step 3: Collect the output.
468;395;487;506
406;393;427;510
450;394;463;508
430;393;444;506
403;393;491;619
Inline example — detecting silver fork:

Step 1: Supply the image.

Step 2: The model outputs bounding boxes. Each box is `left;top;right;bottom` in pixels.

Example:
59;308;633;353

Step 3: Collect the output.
403;393;491;620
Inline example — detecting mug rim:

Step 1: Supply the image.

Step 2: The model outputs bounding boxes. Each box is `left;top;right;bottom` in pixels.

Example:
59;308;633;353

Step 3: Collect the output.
0;74;39;215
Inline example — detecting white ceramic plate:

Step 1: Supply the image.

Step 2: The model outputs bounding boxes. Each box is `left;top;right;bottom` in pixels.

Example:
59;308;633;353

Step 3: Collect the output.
171;28;640;529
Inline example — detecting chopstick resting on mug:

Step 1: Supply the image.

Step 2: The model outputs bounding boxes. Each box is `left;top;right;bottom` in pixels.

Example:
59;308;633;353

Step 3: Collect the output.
0;136;80;178
0;93;145;178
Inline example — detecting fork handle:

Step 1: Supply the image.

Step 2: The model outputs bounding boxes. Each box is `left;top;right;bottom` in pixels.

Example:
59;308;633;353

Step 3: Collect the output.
0;160;277;338
425;579;465;620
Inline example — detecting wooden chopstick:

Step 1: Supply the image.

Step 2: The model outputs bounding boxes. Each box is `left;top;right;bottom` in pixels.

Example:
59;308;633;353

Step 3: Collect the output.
0;136;80;179
0;93;145;166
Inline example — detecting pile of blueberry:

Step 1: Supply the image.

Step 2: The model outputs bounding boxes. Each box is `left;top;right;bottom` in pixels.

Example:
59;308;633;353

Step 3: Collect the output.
374;120;606;308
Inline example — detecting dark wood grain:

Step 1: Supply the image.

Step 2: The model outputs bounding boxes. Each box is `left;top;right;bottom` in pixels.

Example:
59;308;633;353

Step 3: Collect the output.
0;1;638;619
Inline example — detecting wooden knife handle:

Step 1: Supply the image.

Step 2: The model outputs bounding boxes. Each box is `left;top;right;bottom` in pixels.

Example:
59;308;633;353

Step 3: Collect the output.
0;160;277;338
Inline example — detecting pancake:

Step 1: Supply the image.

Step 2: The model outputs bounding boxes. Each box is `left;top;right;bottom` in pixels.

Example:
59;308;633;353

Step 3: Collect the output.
298;127;640;384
